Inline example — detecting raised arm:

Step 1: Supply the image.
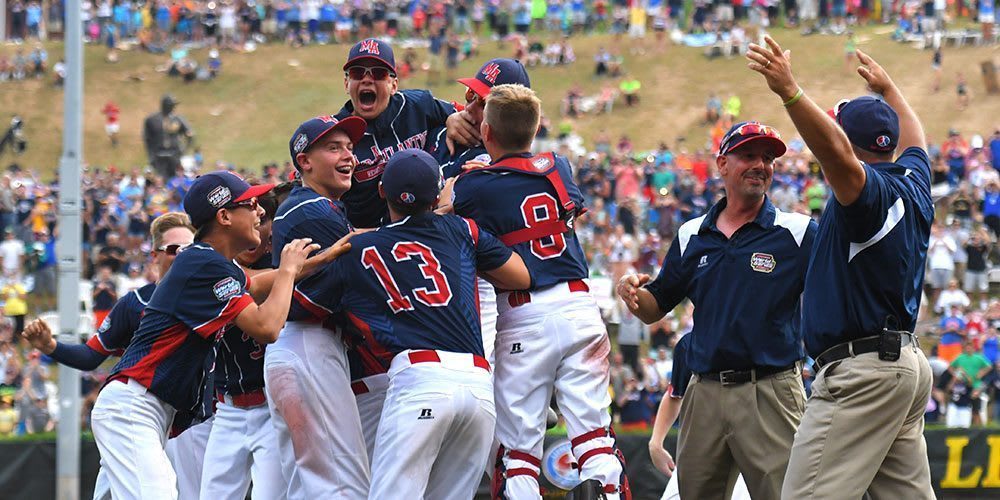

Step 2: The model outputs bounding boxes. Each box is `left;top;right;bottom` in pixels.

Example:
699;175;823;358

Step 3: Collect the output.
747;36;865;205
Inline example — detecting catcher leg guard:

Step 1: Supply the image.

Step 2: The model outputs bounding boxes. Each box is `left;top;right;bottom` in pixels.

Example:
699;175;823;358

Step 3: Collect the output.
570;427;632;500
491;445;543;499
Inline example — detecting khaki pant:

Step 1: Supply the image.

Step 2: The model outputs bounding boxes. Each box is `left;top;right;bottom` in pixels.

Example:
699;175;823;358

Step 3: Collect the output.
678;366;805;500
781;343;935;500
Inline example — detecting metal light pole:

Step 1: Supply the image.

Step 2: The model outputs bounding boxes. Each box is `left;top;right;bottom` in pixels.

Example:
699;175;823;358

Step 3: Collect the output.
56;0;83;496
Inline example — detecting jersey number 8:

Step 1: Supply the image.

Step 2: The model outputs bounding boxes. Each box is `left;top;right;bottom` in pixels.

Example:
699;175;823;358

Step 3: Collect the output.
521;193;568;260
361;242;454;314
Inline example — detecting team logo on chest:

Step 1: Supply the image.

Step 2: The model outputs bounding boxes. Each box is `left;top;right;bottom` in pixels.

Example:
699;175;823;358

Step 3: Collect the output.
749;252;776;273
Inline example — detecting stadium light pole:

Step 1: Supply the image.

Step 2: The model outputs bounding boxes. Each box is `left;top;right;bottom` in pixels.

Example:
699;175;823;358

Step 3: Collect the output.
56;0;83;496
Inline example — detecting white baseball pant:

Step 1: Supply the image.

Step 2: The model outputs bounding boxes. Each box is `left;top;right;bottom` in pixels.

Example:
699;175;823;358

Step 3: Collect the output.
264;322;370;499
92;378;178;500
478;276;498;363
369;349;496;500
166;414;212;500
199;397;285;500
92;399;211;500
92;462;111;500
493;281;624;499
352;373;389;464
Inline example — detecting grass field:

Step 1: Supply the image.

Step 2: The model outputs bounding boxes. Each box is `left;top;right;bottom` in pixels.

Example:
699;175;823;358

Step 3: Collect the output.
2;24;1000;179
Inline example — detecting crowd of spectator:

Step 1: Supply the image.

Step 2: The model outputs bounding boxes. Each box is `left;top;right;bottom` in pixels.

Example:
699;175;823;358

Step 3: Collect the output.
1;1;999;437
0;111;996;435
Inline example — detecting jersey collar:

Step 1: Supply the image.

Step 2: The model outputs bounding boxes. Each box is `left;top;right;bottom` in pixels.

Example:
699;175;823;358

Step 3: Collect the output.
702;195;777;234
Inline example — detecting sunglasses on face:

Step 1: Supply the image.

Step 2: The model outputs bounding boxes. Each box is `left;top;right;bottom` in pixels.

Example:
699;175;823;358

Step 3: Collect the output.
225;198;259;212
719;122;780;156
465;87;482;105
156;243;189;256
346;66;395;81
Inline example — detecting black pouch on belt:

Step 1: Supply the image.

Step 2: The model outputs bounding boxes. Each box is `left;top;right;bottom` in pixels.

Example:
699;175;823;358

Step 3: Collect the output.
878;315;903;362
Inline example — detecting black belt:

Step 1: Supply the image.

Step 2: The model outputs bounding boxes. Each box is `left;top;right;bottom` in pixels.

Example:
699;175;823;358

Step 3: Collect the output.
814;333;917;371
699;363;798;386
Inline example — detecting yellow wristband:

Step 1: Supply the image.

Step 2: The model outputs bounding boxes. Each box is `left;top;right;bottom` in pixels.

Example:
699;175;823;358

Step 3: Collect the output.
783;88;804;108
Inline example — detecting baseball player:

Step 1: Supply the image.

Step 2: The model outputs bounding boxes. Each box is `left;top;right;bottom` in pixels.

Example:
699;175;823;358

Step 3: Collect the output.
294;148;531;499
265;115;372;498
335;37;476;228
22;212;206;500
648;334;751;500
451;84;630;500
434;58;532;363
749;38;935;498
199;191;285;500
618;120;816;499
90;171;318;500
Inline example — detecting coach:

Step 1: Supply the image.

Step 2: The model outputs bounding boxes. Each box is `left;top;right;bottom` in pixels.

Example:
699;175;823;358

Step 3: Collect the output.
748;37;935;499
619;121;816;499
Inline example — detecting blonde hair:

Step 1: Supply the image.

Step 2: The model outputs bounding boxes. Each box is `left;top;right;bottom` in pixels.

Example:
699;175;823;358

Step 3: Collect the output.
484;84;541;152
150;212;195;249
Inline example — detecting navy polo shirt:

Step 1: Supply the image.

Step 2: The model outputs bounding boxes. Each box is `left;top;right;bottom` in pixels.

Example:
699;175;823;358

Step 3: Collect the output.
645;197;816;374
802;147;933;358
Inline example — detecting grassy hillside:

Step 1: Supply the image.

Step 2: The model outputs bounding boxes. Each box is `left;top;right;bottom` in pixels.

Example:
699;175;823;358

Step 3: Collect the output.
2;24;1000;179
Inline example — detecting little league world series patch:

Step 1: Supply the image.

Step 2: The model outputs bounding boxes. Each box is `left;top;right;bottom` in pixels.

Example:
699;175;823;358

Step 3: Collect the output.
750;252;776;273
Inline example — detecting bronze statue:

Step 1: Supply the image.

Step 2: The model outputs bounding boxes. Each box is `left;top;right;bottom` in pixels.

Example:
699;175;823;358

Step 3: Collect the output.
143;95;194;179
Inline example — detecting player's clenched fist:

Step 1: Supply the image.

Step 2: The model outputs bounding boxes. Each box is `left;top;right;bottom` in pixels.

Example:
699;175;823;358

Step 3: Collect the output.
279;238;321;277
618;273;651;312
22;318;56;355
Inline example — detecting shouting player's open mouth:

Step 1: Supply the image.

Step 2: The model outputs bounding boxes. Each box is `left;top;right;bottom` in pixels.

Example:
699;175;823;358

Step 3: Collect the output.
358;90;378;109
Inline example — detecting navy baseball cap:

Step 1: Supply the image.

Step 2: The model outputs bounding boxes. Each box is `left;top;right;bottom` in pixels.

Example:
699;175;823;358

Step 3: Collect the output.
381;149;442;207
183;171;274;228
458;58;531;99
718;121;787;158
343;38;395;72
835;96;899;153
289;115;367;170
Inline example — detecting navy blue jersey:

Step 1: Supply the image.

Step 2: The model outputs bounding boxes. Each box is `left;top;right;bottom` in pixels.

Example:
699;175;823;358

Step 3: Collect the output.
669;334;692;399
347;340;392;381
802;147;934;358
295;213;512;356
644;197;816;374
109;243;254;417
336;89;456;228
427;126;491;180
453;152;588;291
272;185;352;322
215;253;271;396
87;282;155;357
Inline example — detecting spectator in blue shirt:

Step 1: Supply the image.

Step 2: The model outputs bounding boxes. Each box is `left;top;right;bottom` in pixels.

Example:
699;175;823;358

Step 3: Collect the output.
749;37;935;499
619;119;816;499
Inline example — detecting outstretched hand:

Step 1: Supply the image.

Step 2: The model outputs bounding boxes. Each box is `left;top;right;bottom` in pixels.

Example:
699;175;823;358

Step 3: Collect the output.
854;49;895;96
296;231;365;279
746;36;800;102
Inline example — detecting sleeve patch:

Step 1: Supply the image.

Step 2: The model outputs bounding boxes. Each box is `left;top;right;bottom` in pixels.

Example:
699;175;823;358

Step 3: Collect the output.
213;277;242;302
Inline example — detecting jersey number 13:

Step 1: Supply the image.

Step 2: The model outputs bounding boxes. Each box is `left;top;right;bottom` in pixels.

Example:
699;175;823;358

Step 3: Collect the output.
361;242;454;314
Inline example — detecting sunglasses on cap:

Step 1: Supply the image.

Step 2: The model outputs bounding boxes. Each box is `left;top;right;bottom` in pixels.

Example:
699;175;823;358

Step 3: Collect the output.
224;198;259;211
346;65;395;81
156;243;189;256
719;122;781;156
